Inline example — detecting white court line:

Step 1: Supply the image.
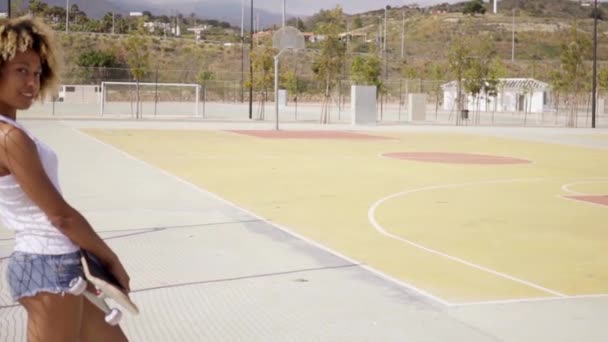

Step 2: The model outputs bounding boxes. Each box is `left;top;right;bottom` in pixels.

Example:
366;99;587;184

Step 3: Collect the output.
559;178;608;209
70;127;451;307
451;293;608;307
368;178;567;298
561;179;608;196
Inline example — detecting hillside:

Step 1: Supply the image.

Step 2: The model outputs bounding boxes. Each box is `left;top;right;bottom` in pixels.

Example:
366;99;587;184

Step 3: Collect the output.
45;0;608;89
34;0;126;19
428;0;607;18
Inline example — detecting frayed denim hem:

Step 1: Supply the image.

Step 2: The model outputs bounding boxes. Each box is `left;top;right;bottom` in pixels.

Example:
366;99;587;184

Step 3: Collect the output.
12;287;70;302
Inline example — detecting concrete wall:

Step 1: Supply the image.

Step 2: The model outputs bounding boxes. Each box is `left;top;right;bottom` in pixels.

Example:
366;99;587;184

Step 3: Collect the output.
408;94;427;121
351;85;377;125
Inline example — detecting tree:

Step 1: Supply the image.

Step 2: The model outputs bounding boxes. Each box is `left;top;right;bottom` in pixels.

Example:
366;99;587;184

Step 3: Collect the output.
351;54;382;87
197;69;214;116
400;59;420;80
75;50;120;84
11;0;25;16
462;59;484;122
121;34;150;119
549;70;567;123
311;6;346;124
462;37;498;124
555;24;592;127
248;42;275;120
599;67;608;94
590;7;605;20
447;37;473;125
463;0;486;16
101;12;114;33
485;58;506;123
287;17;307;32
77;51;118;67
28;0;48;16
353;17;363;29
428;61;447;119
281;70;307;119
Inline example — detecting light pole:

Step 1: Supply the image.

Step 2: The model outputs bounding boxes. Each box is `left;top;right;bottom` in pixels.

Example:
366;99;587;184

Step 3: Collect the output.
384;6;388;79
383;6;387;53
282;0;286;28
249;0;253;119
274;50;287;130
401;9;405;59
66;0;69;34
511;8;515;62
592;0;598;128
241;0;245;103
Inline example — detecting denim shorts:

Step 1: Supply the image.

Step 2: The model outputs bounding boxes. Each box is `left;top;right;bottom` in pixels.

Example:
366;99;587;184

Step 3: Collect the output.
6;251;84;301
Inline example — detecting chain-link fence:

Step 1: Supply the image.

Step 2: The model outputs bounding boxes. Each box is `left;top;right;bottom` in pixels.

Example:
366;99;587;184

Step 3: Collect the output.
23;66;607;128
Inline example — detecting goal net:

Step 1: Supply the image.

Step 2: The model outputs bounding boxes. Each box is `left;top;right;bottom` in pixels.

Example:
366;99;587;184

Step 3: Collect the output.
100;82;201;118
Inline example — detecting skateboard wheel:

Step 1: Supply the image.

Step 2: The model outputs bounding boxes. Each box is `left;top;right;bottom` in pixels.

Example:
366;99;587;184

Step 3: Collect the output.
67;277;87;295
105;308;122;326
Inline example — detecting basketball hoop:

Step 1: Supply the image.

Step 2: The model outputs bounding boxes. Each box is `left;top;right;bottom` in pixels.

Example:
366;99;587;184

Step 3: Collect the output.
272;26;305;51
272;26;305;130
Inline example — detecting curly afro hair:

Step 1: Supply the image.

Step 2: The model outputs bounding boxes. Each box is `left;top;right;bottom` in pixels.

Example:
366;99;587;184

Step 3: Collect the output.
0;15;62;100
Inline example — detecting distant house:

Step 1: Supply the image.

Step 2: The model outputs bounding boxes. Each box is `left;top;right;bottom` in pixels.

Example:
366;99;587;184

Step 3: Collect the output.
441;78;552;113
187;26;210;41
302;32;315;42
144;21;180;36
302;32;325;43
339;31;367;42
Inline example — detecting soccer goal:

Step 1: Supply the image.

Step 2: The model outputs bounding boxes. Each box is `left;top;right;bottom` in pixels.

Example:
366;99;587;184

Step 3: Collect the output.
100;82;201;118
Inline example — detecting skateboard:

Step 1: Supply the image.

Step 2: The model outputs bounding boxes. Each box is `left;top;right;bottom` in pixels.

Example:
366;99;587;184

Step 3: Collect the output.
68;250;139;325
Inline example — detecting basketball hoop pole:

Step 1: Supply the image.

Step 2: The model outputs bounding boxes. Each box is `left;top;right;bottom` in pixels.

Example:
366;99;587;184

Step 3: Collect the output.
274;49;288;131
273;26;305;131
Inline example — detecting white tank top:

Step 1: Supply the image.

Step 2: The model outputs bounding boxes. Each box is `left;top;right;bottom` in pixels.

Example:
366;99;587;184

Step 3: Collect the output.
0;116;78;254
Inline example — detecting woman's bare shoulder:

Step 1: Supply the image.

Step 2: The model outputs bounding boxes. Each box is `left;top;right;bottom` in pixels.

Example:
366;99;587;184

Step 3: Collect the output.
0;122;37;169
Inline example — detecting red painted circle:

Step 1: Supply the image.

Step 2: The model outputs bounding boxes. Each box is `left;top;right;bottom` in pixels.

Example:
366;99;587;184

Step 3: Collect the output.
383;152;531;165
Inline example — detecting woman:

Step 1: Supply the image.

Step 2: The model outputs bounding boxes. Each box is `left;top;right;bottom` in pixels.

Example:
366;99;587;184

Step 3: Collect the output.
0;15;131;341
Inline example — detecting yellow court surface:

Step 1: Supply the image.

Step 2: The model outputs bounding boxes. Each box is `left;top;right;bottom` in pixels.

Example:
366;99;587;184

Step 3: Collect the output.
84;128;608;304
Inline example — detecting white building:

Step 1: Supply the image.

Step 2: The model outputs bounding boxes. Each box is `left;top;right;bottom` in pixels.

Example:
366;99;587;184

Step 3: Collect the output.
187;26;210;41
143;21;181;36
441;78;551;113
56;85;102;103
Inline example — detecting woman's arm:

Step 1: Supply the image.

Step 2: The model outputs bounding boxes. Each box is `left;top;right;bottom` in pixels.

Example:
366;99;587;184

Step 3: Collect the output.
0;125;130;290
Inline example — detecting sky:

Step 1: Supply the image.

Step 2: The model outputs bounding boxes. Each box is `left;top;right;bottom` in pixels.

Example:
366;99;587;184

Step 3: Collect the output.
136;0;454;16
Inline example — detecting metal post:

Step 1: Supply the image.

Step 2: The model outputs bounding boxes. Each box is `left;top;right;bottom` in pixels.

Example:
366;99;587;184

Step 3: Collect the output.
100;83;105;116
154;68;158;116
511;9;515;62
274;55;280;130
66;0;69;34
383;6;387;52
282;0;286;28
384;6;388;80
7;0;11;18
249;0;253;119
592;0;598;128
196;85;201;117
241;0;245;103
401;10;405;59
